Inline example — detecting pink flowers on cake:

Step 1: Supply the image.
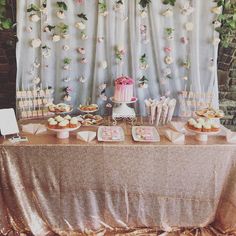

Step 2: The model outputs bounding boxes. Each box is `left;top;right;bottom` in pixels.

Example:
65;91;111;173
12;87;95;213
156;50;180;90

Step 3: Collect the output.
115;76;134;85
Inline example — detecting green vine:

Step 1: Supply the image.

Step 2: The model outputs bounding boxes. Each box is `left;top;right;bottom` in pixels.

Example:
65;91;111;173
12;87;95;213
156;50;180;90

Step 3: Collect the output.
0;0;13;30
139;0;151;9
162;0;176;6
214;0;236;48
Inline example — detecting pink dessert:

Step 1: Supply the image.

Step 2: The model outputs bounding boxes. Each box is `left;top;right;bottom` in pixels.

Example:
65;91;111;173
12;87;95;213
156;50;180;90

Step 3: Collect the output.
102;127;121;141
136;127;154;141
114;76;134;102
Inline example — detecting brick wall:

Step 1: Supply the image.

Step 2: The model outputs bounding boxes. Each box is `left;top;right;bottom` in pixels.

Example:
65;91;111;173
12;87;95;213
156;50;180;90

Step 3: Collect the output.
0;31;16;110
0;0;16;110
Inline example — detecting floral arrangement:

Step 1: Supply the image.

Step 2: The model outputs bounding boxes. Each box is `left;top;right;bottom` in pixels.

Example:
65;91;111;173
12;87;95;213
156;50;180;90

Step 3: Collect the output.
115;76;134;85
115;46;125;62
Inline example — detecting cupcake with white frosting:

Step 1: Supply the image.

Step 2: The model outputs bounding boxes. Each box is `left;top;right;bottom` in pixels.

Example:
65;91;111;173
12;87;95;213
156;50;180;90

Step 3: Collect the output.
70;117;79;128
64;115;72;120
188;118;197;128
211;123;220;132
58;120;69;129
193;123;202;132
48;119;58;129
55;115;64;122
202;123;211;132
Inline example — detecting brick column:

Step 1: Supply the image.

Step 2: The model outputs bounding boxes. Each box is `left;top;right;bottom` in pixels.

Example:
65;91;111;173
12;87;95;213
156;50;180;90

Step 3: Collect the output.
218;40;236;131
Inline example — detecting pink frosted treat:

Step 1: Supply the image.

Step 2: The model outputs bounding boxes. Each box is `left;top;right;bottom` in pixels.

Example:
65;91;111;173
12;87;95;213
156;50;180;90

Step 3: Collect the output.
114;76;134;102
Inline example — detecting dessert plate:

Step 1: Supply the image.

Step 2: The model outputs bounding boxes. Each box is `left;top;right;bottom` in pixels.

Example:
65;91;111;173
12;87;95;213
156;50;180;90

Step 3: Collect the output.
132;126;160;142
184;125;220;135
184;125;220;142
78;104;99;113
97;126;125;142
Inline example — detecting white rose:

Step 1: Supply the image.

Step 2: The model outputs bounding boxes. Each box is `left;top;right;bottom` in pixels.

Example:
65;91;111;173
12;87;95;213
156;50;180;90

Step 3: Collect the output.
44;26;50;33
98;37;104;43
211;6;222;15
64;77;71;82
164;56;173;65
101;60;107;69
57;11;65;19
77;47;86;54
185;22;194;31
63;65;70;70
25;26;33;33
33;77;41;84
80;58;88;64
52;35;61;42
40;7;48;14
212;38;221;45
30;14;40;22
140;63;149;70
31;38;41;48
42;51;51;58
81;33;88;40
62;34;70;39
63;45;70;51
64;95;72;102
213;20;221;28
100;11;108;16
79;76;87;83
162;8;173;17
75;22;86;30
140;10;147;18
139;83;148;88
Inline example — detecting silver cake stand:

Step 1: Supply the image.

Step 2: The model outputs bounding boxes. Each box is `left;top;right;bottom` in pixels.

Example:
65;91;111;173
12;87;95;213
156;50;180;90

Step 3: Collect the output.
110;97;137;125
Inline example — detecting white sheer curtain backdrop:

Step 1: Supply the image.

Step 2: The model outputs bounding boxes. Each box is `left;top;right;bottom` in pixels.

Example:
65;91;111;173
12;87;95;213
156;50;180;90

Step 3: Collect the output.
16;0;219;115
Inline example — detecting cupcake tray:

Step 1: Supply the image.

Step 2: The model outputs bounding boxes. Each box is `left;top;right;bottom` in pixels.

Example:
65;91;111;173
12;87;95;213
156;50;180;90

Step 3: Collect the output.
184;125;220;142
48;124;81;139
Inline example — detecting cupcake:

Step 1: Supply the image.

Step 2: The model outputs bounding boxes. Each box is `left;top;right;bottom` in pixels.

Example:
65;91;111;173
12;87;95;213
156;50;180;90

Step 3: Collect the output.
193;123;202;132
48;119;58;129
55;115;64;122
197;118;205;125
48;117;55;123
64;115;72;120
58;120;69;129
188;118;197;129
70;117;78;128
211;123;220;132
202;123;211;132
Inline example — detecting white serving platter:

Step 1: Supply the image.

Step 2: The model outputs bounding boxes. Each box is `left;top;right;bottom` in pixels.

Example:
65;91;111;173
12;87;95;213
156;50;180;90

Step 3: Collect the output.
132;126;160;142
97;126;125;142
184;125;220;142
47;124;81;139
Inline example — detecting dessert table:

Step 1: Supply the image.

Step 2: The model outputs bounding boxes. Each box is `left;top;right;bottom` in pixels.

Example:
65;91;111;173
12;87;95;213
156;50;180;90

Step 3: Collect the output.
0;120;236;236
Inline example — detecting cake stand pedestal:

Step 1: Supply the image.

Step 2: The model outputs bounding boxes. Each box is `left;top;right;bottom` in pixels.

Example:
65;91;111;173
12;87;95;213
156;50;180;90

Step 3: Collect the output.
185;125;220;142
111;98;137;126
48;126;80;139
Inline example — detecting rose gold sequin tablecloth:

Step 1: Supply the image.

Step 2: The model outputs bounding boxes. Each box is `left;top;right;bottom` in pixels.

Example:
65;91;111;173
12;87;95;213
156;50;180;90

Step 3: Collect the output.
0;121;236;236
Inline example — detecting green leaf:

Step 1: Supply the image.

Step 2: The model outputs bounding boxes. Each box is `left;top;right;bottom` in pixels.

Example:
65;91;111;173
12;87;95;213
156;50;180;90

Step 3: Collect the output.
77;13;88;21
56;1;68;11
27;3;40;12
1;18;12;29
139;0;151;8
162;0;176;6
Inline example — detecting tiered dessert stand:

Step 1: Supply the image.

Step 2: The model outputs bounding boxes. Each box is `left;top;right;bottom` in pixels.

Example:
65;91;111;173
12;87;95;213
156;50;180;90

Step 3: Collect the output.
185;125;220;142
111;97;138;125
48;126;80;139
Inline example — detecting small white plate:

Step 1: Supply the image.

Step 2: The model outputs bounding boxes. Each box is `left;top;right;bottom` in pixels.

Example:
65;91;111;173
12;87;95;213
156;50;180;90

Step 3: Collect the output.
132;126;160;142
97;126;125;142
